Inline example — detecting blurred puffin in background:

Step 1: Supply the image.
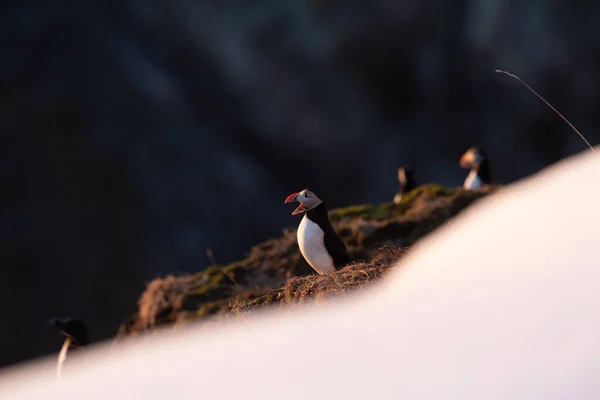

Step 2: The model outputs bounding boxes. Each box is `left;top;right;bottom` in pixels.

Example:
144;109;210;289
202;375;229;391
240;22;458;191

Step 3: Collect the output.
459;147;490;190
393;166;417;205
50;317;89;379
285;189;350;275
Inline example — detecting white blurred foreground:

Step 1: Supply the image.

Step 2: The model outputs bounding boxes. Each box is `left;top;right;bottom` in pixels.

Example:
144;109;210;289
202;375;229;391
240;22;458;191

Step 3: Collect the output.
2;148;600;399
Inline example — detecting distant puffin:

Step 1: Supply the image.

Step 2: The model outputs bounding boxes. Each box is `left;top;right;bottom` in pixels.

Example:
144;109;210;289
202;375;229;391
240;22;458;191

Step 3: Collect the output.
393;166;417;205
50;317;89;378
285;189;350;275
459;147;490;190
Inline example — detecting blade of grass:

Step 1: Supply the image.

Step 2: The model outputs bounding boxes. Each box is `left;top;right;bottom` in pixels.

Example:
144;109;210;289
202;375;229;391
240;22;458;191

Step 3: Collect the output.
495;69;595;153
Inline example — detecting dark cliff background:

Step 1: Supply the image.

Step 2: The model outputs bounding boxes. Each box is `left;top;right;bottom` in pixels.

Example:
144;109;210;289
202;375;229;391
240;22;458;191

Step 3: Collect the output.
1;0;599;367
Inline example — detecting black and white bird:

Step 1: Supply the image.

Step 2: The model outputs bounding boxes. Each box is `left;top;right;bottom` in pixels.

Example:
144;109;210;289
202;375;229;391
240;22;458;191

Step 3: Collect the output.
459;147;491;190
50;317;89;378
393;166;417;205
285;189;350;275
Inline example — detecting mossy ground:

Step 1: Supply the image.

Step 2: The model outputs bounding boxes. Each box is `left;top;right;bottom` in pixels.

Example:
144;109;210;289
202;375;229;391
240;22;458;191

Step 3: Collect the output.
117;184;497;337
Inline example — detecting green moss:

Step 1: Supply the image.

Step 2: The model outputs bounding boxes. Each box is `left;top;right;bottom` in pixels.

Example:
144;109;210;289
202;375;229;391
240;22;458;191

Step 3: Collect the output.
328;204;373;221
193;260;252;288
328;203;397;222
178;259;257;312
328;184;453;222
202;267;226;283
221;259;251;273
181;275;232;311
361;220;420;247
185;283;217;298
396;184;452;205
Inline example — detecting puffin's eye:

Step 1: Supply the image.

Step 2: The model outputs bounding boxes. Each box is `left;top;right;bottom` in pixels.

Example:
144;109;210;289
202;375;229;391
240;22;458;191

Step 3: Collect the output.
305;192;310;198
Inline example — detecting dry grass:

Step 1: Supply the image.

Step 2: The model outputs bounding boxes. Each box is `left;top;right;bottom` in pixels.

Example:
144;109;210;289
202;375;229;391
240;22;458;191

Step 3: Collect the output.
496;69;595;152
229;247;406;317
284;261;390;302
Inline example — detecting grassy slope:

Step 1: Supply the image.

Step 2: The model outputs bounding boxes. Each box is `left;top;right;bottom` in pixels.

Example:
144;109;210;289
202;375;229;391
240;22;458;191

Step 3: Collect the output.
117;184;497;337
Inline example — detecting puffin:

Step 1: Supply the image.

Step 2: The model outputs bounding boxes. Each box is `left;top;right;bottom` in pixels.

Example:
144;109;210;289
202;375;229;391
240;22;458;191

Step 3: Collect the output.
459;147;491;190
393;166;417;205
50;317;89;378
285;189;350;275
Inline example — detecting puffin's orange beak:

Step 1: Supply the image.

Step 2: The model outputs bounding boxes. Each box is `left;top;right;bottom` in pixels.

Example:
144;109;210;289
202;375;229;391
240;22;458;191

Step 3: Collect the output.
285;192;307;215
285;192;299;204
459;151;474;168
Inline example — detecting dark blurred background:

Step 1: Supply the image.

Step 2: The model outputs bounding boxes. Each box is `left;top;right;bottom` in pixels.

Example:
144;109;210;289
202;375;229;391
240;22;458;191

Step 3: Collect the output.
1;0;598;368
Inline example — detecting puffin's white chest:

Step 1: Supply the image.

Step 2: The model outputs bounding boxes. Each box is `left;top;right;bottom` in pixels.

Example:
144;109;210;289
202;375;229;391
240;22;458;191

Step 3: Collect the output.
297;215;336;275
464;170;483;190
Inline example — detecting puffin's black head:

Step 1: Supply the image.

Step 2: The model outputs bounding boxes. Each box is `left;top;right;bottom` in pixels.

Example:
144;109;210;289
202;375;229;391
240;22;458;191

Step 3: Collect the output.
50;317;89;346
284;188;323;215
459;147;487;169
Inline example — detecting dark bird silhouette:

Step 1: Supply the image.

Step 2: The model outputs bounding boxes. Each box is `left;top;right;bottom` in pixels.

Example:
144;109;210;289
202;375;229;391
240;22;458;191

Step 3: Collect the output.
50;317;89;378
393;166;417;205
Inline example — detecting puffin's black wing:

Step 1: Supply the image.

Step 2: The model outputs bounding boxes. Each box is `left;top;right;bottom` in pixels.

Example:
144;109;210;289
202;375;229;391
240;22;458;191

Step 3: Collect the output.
478;158;491;184
399;167;417;193
322;225;351;269
306;202;351;269
403;177;417;193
